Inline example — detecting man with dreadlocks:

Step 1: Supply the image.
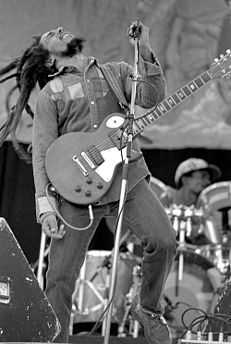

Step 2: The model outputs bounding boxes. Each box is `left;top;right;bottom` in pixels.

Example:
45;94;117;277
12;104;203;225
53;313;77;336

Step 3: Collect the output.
27;23;176;343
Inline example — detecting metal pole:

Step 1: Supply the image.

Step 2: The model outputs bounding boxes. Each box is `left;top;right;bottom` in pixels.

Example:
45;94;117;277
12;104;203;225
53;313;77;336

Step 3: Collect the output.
103;22;140;344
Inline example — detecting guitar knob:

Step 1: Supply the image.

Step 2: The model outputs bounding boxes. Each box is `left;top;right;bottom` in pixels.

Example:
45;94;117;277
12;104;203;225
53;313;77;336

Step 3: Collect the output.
97;183;103;189
75;186;82;192
86;178;93;184
85;190;92;197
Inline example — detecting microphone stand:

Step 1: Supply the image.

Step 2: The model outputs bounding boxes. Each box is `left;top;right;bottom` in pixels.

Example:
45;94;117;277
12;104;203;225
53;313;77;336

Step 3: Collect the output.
103;26;140;344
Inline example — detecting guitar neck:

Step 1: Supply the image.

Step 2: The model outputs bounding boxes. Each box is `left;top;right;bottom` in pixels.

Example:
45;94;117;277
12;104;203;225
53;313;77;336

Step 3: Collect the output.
133;70;212;137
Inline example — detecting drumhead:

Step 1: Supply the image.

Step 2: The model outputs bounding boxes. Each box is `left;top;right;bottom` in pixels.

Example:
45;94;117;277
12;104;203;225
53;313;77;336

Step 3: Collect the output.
199;181;231;211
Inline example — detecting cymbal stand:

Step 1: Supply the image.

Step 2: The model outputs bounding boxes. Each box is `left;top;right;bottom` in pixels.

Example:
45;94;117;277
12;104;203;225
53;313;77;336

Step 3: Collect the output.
170;205;181;233
103;22;141;344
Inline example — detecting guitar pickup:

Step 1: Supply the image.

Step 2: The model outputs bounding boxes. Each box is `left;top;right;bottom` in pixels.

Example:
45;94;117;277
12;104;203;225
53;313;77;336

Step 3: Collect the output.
72;155;89;177
86;145;104;166
81;152;96;169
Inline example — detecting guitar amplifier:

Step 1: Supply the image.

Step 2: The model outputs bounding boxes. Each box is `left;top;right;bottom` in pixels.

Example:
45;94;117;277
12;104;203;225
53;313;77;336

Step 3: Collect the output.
0;217;60;342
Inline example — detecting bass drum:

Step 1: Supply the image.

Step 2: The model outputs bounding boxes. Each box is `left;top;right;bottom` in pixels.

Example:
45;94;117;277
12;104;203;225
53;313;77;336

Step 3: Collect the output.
161;247;221;338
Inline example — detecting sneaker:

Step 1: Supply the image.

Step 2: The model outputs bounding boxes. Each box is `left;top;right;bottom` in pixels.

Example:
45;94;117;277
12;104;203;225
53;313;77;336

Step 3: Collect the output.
131;303;172;344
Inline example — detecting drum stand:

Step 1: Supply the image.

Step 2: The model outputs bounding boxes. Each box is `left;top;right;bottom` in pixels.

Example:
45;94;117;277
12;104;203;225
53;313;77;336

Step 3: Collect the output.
70;255;112;336
172;206;194;296
117;264;142;338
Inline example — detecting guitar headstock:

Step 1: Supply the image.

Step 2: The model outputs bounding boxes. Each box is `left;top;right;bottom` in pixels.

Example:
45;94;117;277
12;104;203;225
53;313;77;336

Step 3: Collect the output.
208;49;231;80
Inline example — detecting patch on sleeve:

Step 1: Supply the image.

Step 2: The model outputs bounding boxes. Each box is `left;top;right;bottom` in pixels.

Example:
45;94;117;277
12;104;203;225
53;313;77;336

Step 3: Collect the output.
49;78;64;93
68;82;84;99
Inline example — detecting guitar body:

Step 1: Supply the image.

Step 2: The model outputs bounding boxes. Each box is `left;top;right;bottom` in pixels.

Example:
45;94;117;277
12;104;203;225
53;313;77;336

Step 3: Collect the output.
45;113;126;205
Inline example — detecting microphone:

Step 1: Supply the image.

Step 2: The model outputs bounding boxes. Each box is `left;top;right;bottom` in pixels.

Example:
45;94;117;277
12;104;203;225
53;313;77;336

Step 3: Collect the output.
128;20;142;40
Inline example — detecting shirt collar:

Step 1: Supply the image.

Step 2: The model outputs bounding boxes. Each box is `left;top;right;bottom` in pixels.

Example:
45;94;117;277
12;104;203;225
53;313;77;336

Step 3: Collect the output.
48;56;97;77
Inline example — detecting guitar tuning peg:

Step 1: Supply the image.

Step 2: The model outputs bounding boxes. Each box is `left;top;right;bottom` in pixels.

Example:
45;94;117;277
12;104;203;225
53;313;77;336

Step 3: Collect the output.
226;48;231;54
214;58;219;63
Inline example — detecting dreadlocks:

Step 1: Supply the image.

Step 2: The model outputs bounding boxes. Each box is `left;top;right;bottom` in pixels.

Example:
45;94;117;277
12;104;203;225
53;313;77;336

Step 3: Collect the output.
0;35;57;163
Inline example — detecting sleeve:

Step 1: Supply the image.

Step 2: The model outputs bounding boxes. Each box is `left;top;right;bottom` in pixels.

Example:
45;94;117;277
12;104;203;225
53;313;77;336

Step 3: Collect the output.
159;190;174;208
32;88;59;221
119;45;166;108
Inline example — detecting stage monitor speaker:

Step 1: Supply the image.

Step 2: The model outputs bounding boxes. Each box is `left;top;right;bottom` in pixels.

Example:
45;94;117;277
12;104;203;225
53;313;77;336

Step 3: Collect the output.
0;217;60;342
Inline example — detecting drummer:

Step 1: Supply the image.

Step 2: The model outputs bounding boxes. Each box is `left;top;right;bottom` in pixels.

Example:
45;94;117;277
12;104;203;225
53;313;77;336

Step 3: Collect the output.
160;158;221;245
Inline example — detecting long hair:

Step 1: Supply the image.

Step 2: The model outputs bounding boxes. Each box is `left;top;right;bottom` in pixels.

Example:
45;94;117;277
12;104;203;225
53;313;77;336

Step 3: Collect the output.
0;36;55;162
0;34;85;163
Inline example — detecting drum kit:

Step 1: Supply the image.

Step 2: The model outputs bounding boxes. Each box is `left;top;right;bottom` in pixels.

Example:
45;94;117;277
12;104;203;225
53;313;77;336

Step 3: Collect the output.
36;179;231;339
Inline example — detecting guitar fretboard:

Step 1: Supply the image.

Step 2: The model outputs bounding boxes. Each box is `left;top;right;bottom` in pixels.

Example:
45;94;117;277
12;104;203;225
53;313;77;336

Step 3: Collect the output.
133;70;212;137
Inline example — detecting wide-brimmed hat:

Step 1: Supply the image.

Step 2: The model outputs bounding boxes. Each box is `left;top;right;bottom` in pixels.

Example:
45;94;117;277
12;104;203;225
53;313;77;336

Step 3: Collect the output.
174;158;221;188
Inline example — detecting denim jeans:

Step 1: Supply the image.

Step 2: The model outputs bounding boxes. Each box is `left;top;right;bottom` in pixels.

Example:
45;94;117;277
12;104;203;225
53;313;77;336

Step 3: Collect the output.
45;179;176;342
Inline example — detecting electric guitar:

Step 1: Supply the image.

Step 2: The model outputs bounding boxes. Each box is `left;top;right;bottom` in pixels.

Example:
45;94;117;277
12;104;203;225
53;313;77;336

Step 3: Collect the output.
45;50;231;205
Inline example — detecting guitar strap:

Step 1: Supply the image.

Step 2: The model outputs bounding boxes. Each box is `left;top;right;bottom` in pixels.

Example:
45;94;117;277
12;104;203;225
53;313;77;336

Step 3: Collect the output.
99;64;129;113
